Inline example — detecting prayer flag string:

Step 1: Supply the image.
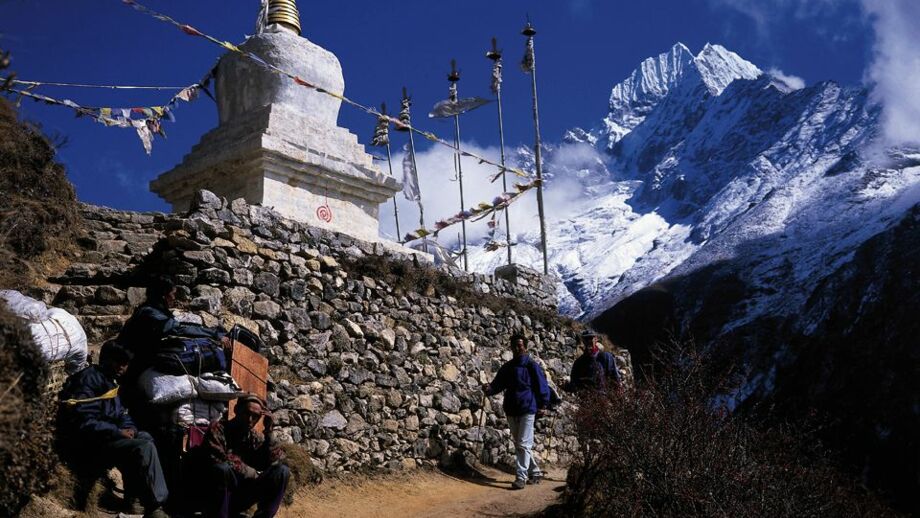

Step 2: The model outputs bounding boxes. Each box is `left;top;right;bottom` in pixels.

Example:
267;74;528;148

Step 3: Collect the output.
2;78;207;154
10;79;188;90
401;178;540;243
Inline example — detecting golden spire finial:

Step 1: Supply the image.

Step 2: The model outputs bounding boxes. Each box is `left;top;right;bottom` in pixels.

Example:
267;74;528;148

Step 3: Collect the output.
267;0;301;35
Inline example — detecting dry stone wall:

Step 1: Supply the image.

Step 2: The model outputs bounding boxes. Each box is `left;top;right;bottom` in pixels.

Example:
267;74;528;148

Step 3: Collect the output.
48;191;631;474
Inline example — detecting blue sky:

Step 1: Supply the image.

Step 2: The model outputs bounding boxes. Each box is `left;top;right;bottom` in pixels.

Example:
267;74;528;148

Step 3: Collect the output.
0;0;875;213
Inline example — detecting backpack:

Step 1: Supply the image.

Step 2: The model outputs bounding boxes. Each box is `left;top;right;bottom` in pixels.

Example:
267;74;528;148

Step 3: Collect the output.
153;336;228;376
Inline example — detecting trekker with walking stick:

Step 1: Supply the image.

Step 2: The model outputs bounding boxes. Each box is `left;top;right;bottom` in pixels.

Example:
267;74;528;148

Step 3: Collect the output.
482;334;551;489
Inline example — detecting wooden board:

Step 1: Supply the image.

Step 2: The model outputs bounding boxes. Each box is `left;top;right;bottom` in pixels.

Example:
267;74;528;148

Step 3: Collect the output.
228;341;269;432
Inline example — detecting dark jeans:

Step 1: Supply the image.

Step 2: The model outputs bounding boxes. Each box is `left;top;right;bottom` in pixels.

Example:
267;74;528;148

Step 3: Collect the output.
206;462;289;518
103;431;169;510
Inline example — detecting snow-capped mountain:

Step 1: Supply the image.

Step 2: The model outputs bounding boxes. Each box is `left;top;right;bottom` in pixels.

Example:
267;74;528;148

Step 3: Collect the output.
469;42;920;322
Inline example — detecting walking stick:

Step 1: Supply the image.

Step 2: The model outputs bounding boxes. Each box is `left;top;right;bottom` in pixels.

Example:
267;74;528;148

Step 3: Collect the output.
477;392;487;461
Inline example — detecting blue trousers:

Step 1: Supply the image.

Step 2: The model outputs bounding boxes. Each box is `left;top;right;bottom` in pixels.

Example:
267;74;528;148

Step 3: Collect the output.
507;414;542;482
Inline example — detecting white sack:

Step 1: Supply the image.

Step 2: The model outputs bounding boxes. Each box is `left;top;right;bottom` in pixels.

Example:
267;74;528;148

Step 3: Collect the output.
194;371;242;402
0;289;51;323
29;307;88;374
138;368;197;405
173;399;226;426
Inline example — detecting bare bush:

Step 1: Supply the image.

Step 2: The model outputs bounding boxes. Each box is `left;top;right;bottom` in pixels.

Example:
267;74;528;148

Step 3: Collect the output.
558;345;899;517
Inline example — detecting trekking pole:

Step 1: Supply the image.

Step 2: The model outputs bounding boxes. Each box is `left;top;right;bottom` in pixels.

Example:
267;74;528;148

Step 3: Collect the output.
477;392;487;461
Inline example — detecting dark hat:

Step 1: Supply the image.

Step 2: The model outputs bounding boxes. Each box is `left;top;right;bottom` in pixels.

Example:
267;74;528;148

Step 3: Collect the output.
580;329;599;338
237;393;266;409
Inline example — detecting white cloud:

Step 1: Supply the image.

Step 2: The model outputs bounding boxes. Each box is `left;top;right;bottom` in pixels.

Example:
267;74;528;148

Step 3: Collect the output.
767;67;806;90
861;0;920;146
378;141;591;251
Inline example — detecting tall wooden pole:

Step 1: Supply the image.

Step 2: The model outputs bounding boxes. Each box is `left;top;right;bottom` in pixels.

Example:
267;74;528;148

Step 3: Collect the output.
448;59;469;271
398;87;427;253
523;21;549;275
379;103;401;240
487;38;513;265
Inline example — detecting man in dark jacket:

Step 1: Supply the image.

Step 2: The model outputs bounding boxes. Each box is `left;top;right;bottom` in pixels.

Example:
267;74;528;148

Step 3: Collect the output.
118;276;228;374
200;394;289;518
566;330;622;392
57;341;168;518
483;334;551;489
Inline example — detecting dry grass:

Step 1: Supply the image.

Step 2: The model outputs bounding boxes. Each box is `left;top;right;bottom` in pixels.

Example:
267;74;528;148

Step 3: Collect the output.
0;98;82;289
343;254;580;332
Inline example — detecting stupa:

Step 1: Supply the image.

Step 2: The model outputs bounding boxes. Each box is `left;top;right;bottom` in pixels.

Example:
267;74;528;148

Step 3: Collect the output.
150;0;401;242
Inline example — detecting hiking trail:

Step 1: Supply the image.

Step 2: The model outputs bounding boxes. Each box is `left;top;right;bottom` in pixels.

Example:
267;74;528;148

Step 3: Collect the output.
282;465;566;518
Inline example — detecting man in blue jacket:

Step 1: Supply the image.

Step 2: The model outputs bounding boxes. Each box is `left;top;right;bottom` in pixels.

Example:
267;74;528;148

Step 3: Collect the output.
483;334;551;489
57;341;168;517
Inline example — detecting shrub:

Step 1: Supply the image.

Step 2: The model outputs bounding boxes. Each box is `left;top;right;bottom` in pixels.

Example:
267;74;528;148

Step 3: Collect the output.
0;97;82;288
559;345;899;517
0;301;57;515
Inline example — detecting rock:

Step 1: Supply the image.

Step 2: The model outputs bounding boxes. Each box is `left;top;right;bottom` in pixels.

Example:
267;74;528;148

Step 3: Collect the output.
291;395;314;411
231;234;259;255
310;311;332;331
191;285;222;313
126;287;146;306
321;410;347;430
306;277;324;293
191;189;222;211
183;250;215;265
197;268;231;285
224;287;256;316
437;392;461;413
405;415;419;431
253;272;280;297
307;359;327;375
440;363;460;382
95;286;126;305
285;308;312;331
319;256;339;270
253;300;282;319
343;319;364;338
379;328;396;350
232;269;254;286
281;280;307;301
346;414;367;434
334;438;360;456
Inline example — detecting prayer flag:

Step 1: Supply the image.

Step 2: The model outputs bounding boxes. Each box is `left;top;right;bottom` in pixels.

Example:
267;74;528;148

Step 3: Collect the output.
428;97;491;119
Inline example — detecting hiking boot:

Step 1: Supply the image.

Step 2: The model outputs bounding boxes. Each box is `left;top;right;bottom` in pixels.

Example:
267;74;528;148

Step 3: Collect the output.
123;497;145;515
528;474;543;485
144;506;170;518
512;478;526;490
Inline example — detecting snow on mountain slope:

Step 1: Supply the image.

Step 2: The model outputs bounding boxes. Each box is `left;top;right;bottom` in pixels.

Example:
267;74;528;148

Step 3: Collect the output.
467;42;919;323
601;42;760;151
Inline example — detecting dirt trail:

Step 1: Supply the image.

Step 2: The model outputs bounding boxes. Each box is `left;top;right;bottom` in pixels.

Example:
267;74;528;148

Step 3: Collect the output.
282;465;566;518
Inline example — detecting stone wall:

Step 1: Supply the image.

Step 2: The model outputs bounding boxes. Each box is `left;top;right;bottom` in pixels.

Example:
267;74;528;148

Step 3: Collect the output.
48;191;632;473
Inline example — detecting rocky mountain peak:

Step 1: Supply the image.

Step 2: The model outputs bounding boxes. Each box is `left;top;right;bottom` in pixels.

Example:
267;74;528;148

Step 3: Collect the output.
692;43;761;94
601;42;761;150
